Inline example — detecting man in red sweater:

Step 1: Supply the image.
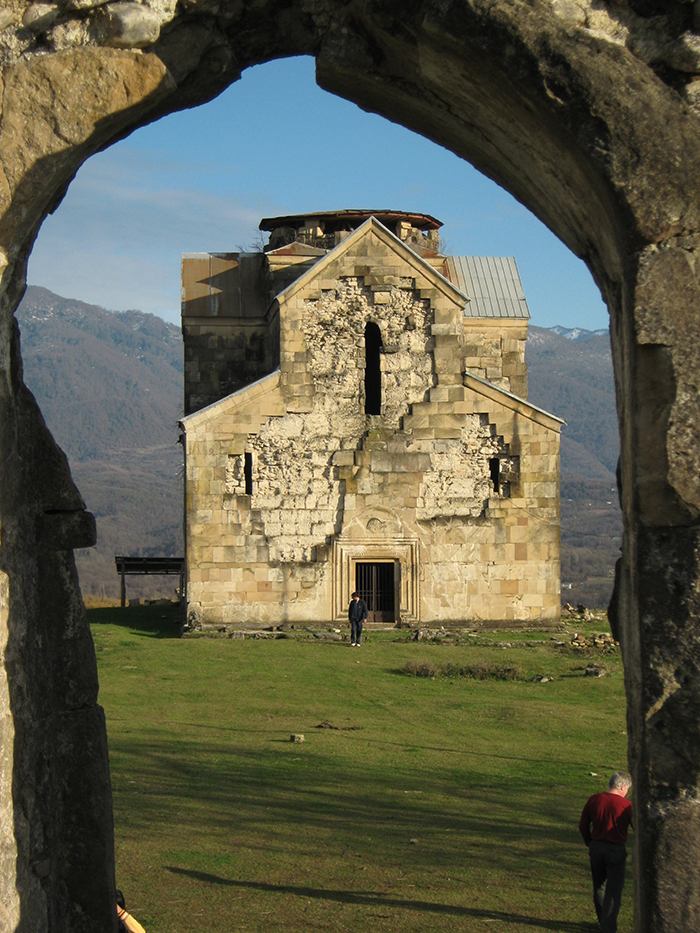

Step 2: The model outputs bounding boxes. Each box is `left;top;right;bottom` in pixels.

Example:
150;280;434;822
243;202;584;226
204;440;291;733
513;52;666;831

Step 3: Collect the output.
579;772;633;933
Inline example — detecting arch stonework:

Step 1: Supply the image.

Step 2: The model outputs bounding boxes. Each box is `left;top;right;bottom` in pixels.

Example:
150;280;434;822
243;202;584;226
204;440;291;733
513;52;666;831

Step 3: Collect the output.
0;1;698;929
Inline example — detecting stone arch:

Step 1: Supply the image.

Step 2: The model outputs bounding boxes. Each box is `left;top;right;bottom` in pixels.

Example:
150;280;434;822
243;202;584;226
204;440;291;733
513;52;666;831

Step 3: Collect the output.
2;3;700;930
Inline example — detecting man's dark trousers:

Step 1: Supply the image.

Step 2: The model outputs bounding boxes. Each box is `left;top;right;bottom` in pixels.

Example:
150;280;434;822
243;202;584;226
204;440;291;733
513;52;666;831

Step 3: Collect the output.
589;839;627;933
351;618;363;644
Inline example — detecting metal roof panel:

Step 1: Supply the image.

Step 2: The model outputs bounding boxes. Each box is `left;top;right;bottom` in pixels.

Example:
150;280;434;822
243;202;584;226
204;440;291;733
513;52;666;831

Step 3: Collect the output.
446;256;530;319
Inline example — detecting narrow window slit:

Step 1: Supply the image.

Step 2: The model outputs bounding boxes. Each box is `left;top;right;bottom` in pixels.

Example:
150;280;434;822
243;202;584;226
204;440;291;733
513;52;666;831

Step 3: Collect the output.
365;322;383;415
244;451;253;496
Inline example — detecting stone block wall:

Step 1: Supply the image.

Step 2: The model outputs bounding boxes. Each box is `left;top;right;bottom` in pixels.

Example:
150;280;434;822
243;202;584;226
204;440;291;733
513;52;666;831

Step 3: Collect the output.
183;373;560;627
462;320;528;398
183;316;279;414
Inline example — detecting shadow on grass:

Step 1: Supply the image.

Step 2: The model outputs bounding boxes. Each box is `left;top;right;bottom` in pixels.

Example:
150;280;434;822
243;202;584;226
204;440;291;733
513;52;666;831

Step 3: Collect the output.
158;717;601;768
166;867;595;932
88;604;182;638
109;736;589;877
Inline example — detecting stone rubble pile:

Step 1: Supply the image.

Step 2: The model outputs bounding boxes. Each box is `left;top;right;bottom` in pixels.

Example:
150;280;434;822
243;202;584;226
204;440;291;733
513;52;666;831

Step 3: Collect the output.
562;602;601;622
569;632;619;651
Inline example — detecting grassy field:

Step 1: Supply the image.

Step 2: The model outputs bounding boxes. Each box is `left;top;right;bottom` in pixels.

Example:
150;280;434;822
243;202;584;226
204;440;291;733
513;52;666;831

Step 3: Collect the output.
90;606;631;933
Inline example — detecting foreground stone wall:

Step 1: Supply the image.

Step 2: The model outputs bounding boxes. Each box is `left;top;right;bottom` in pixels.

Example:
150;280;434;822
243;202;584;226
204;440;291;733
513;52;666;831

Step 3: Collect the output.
0;1;699;930
1;325;114;932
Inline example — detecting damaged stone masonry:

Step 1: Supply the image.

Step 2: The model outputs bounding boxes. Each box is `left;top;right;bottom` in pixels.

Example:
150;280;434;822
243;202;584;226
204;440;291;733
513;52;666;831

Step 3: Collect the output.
180;210;563;631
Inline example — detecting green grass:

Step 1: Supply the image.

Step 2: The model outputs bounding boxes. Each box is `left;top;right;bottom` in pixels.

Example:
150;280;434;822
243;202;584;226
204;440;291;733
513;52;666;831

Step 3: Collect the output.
91;606;631;933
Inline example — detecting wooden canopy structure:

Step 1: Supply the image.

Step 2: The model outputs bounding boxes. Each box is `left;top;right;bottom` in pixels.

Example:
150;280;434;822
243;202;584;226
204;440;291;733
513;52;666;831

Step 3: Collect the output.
114;556;185;608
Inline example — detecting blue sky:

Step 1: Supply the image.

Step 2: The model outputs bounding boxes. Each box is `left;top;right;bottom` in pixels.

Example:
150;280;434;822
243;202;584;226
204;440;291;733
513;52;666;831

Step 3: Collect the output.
28;56;608;330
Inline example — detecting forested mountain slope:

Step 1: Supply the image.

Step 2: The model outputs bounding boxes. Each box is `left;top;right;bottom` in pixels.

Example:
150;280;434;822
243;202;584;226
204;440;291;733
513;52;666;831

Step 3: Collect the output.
526;325;621;608
17;286;184;598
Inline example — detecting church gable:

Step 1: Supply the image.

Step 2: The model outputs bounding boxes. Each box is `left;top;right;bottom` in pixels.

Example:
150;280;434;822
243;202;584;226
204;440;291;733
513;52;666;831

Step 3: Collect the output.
294;271;435;427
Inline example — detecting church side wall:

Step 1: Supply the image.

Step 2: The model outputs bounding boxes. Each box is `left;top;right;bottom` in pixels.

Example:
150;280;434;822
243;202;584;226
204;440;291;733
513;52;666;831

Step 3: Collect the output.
181;253;280;414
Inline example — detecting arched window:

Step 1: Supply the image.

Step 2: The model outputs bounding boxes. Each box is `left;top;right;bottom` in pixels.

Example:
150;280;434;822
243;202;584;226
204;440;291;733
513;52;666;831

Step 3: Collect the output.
364;322;383;415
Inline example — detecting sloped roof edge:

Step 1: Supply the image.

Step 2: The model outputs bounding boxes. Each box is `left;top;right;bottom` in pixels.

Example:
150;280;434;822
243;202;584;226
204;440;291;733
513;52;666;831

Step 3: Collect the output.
180;369;281;430
274;217;470;308
266;242;327;257
463;371;565;431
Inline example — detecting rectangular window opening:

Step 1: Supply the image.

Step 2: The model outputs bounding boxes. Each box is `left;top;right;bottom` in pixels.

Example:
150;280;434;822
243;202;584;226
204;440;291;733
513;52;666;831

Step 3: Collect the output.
244;451;253;496
489;457;500;494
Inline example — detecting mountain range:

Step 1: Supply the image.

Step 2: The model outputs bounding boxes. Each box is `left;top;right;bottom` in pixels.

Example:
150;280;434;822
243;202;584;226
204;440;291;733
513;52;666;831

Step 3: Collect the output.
525;324;621;608
17;286;184;600
17;286;621;607
527;324;618;480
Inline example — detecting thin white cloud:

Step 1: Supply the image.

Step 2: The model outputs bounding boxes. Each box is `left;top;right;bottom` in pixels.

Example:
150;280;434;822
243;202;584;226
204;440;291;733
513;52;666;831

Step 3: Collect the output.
28;146;281;322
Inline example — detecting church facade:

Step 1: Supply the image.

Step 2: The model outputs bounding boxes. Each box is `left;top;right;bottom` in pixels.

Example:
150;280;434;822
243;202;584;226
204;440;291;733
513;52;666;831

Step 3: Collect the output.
180;210;563;629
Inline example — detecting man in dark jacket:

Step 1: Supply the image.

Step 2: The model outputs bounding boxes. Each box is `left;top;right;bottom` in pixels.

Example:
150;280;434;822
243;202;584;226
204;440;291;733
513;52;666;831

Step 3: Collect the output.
579;772;633;933
348;592;368;646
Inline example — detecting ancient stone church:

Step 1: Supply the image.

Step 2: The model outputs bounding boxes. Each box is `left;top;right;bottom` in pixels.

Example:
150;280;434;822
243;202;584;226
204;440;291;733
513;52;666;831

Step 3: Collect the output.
180;210;563;629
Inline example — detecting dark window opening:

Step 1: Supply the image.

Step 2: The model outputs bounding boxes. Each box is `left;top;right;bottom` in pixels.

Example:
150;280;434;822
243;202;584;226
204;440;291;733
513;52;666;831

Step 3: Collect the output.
364;322;383;415
489;457;500;494
244;452;253;496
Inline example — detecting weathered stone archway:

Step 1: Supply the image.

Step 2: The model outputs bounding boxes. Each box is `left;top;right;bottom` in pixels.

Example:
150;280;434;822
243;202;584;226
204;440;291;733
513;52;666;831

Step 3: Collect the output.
1;2;699;930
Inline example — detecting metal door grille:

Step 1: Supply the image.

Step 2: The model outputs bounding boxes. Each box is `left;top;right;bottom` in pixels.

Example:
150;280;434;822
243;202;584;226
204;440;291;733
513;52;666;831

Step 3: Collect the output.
356;562;395;622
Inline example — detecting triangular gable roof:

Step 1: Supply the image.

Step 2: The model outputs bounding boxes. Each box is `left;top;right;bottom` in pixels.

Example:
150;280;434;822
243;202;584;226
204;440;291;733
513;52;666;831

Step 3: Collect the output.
463;371;565;432
180;369;281;431
273;216;470;309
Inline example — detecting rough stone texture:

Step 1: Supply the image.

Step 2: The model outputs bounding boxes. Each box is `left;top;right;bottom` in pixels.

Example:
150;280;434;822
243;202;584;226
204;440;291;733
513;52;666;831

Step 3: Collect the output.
102;3;163;50
0;1;697;930
462;322;529;398
1;325;114;932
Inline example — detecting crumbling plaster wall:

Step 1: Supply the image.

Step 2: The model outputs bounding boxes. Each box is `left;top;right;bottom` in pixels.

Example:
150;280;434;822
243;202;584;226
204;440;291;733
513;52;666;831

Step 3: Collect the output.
302;277;436;427
192;396;556;627
0;0;699;930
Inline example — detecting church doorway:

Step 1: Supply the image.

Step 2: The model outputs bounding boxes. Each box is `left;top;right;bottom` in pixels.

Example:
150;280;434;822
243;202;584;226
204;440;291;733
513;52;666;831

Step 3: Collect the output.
355;561;396;622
